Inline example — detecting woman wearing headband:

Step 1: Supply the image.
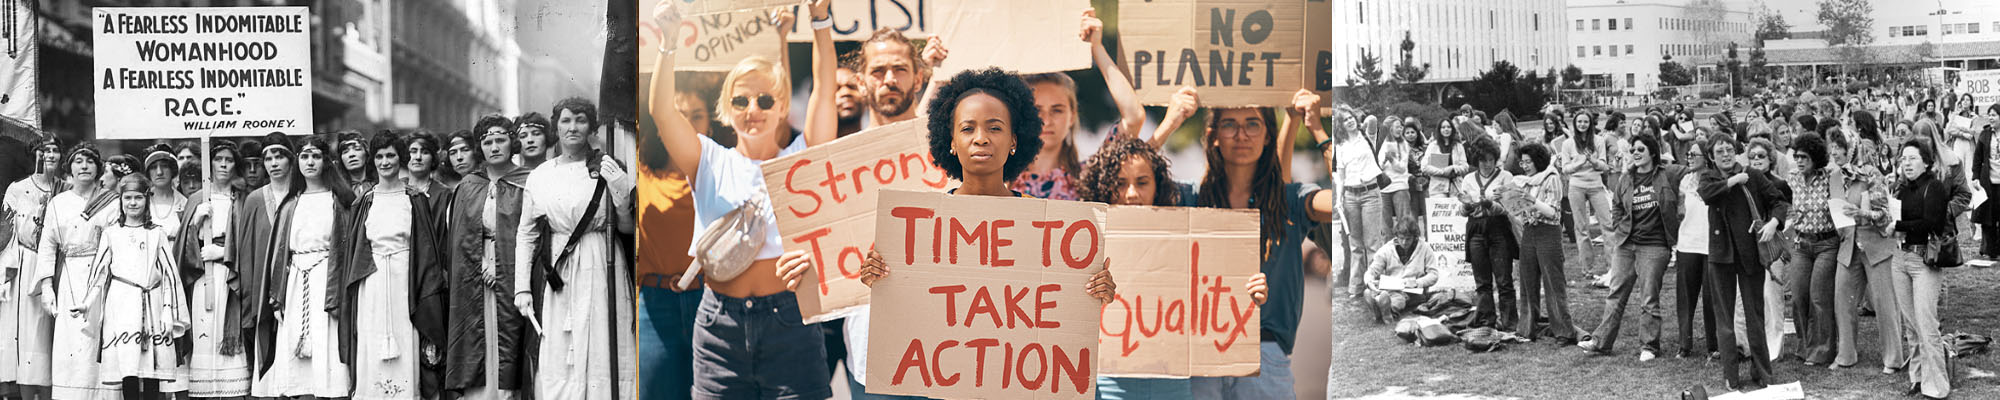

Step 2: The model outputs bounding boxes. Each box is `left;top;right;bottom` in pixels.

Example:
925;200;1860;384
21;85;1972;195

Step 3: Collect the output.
515;112;557;170
142;146;188;235
33;143;122;399
175;140;253;398
334;131;444;400
234;132;295;397
255;135;358;399
440;121;533;399
68;172;191;399
2;137;62;400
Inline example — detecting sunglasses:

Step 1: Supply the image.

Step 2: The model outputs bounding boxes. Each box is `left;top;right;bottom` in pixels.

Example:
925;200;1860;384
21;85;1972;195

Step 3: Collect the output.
731;94;776;111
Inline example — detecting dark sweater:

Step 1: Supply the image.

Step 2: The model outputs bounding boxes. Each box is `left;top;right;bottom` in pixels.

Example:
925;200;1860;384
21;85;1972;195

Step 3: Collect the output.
1895;172;1951;247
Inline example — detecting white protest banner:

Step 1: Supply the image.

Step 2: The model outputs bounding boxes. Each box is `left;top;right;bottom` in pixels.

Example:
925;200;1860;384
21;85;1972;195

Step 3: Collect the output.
1425;196;1472;291
760;120;955;323
1098;206;1260;378
780;0;940;42
1958;69;2000;110
0;0;35;130
930;0;1092;78
1119;0;1307;108
93;7;313;139
867;190;1106;399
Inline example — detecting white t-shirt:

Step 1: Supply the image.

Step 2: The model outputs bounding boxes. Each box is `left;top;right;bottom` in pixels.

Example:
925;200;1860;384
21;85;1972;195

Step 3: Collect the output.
687;134;808;260
1675;173;1710;254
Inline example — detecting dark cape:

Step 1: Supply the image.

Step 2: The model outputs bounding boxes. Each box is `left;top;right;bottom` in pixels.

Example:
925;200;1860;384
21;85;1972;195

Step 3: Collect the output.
229;184;287;373
331;187;448;399
261;188;355;374
173;185;244;360
440;167;533;393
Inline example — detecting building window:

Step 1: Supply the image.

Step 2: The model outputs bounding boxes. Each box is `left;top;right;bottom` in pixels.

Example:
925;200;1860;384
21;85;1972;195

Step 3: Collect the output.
1626;18;1634;31
1356;1;1364;23
1972;23;1981;34
1579;46;1587;58
1626;45;1634;55
1609;18;1618;30
1916;25;1928;36
1594;19;1601;30
1891;26;1900;37
1593;46;1602;56
1535;13;1540;31
1490;10;1495;29
1945;23;1956;35
1578;19;1586;31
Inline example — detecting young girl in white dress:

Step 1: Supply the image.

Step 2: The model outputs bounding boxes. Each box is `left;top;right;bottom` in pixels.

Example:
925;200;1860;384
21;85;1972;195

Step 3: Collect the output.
71;173;191;399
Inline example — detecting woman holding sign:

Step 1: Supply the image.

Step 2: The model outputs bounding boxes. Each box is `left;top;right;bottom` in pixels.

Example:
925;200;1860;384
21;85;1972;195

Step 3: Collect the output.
35;143;122;400
175;141;254;398
652;0;842;398
1138;87;1333;399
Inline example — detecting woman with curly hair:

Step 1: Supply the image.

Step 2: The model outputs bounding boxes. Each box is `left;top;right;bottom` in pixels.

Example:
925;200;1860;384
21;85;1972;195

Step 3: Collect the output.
1512;141;1576;343
1456;134;1516;330
33;142;121;399
333;131;446;399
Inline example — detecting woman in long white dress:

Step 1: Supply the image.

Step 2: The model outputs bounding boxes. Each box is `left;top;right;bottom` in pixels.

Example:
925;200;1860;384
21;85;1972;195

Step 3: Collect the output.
71;173;191;399
255;136;356;399
2;137;63;400
32;144;121;399
514;99;636;399
176;141;253;398
334;132;434;400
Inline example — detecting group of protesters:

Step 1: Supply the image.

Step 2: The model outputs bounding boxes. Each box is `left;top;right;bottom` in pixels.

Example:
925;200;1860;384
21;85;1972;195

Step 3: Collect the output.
0;95;635;400
1331;74;2000;398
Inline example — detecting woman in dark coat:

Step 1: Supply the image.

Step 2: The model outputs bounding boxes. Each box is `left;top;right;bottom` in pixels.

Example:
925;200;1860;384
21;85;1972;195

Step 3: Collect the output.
440;124;534;399
1698;136;1791;391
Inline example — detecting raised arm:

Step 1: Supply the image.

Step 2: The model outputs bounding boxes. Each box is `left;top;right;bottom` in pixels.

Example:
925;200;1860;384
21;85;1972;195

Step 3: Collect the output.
1151;87;1200;148
650;0;701;178
1079;9;1145;140
799;0;838;147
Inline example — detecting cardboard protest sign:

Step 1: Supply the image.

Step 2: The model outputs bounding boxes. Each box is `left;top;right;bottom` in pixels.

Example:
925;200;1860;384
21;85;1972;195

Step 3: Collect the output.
760;120;955;323
930;0;1092;78
1425;197;1473;291
93;7;314;139
643;4;786;73
1959;69;2000;109
780;0;942;42
1098;206;1260;378
1306;0;1332;107
1119;0;1307;108
867;190;1107;399
679;0;799;16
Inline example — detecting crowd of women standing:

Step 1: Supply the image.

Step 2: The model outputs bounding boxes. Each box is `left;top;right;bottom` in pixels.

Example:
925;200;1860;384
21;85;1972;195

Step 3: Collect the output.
0;96;635;399
1334;80;1990;398
648;1;1332;399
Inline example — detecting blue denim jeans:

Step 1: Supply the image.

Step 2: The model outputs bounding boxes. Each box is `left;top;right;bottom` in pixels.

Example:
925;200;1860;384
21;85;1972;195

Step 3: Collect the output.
690;291;833;400
1192;342;1293;400
1786;233;1841;364
1588;243;1672;352
1095;376;1192;400
639;286;704;400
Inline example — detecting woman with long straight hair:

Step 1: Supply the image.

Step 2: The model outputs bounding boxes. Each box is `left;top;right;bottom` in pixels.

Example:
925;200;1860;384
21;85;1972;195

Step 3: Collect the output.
1559;110;1615;285
1333;107;1386;297
1420;116;1470;196
175;141;253;398
236;133;296;397
255;135;358;399
32;143;122;399
1014;10;1145;200
334;131;446;400
70;172;191;400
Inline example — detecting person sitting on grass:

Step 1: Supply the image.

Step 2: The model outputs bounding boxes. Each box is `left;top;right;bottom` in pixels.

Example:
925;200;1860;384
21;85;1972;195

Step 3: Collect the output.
1363;217;1436;323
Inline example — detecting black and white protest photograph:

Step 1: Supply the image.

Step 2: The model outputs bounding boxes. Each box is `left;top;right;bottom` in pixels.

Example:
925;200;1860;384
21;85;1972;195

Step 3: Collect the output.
0;0;639;399
1327;0;2000;399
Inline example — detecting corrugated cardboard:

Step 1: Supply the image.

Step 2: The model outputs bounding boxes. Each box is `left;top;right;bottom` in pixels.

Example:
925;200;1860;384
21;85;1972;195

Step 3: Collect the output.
866;190;1107;399
1098;206;1261;378
682;0;799;16
657;8;787;72
779;0;945;42
1306;0;1332;107
1118;0;1307;108
930;0;1093;78
758;120;956;323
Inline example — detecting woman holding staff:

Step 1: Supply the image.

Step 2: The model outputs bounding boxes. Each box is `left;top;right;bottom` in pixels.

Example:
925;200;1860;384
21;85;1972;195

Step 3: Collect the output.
176;140;254;398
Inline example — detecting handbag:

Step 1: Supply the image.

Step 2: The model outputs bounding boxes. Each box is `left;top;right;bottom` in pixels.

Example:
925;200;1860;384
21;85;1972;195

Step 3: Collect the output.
1925;184;1965;268
680;194;773;288
1459;327;1503;352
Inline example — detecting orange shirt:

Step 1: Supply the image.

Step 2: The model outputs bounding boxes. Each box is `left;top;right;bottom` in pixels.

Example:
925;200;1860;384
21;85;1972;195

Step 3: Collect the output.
637;165;695;289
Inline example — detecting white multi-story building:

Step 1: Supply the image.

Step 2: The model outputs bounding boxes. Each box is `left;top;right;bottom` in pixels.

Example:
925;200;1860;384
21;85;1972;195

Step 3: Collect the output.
1763;0;2000;72
1330;0;1571;89
1566;0;1756;93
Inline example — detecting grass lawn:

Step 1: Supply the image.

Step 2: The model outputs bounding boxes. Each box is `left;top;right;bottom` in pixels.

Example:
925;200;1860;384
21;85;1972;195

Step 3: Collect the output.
1328;239;2000;400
